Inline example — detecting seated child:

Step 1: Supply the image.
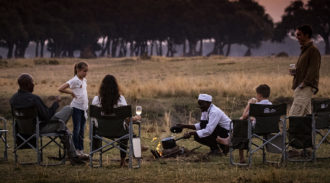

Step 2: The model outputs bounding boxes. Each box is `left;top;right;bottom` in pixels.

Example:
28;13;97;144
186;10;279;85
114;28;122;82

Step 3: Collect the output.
216;84;271;163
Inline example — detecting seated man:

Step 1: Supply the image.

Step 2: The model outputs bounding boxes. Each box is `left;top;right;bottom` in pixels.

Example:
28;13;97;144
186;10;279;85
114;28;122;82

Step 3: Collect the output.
10;73;85;165
176;94;231;155
216;84;271;163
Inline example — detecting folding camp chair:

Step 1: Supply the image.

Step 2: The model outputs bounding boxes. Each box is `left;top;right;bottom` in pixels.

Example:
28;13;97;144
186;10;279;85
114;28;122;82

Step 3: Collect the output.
286;116;314;162
312;98;330;159
0;117;8;161
12;106;66;165
244;104;287;166
89;105;141;168
286;99;330;162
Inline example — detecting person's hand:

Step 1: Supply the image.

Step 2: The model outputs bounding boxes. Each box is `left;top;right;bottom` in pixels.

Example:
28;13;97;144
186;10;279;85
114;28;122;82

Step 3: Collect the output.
239;116;244;120
55;96;61;102
133;115;142;122
248;98;257;104
183;132;192;139
71;92;76;98
298;83;305;89
176;124;184;129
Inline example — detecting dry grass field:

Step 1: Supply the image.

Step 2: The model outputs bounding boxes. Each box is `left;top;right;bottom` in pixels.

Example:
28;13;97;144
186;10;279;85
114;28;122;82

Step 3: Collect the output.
0;56;329;182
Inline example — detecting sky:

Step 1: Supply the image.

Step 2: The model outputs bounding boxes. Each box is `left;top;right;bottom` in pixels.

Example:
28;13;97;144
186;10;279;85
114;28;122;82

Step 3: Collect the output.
256;0;309;22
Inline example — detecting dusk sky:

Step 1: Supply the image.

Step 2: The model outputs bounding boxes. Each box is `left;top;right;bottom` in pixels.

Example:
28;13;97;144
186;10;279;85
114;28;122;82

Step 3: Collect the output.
256;0;308;22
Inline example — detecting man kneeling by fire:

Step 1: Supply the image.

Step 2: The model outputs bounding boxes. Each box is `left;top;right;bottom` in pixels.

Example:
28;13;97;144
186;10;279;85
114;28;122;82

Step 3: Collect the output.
176;94;231;155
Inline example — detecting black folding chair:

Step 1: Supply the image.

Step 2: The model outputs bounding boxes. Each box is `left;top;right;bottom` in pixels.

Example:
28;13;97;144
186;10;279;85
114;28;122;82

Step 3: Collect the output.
287;116;314;162
89;105;141;168
12;106;66;165
0;117;8;161
312;99;330;159
246;104;287;166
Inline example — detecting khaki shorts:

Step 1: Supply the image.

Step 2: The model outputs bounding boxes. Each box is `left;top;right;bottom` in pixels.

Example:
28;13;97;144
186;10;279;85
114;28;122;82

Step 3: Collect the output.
289;86;313;116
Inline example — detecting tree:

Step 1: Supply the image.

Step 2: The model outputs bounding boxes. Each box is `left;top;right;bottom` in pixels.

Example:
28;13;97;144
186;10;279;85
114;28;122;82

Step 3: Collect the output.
274;0;330;54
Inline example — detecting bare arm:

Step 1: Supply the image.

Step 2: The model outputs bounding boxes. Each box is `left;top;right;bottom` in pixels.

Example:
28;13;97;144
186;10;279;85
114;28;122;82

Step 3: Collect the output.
58;83;75;98
241;98;256;120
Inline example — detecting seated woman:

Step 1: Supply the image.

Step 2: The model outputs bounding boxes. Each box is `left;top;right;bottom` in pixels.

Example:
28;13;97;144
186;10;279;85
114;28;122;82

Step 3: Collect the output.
216;84;271;163
91;74;141;167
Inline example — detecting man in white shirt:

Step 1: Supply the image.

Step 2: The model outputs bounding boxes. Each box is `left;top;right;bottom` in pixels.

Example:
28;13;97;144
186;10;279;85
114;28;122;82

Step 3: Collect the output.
176;94;231;155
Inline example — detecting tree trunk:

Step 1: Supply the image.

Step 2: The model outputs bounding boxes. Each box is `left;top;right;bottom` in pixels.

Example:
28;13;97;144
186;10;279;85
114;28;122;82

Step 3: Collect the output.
199;39;203;56
183;40;186;56
225;43;231;56
244;47;251;56
111;39;118;57
40;40;44;57
158;41;163;56
7;42;14;58
100;36;110;57
324;36;330;55
35;41;39;57
150;41;154;56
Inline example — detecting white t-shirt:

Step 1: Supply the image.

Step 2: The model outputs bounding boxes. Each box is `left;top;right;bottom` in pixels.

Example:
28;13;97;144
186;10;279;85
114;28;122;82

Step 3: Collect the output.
66;75;88;111
194;104;231;138
92;95;127;107
91;95;127;128
256;99;272;105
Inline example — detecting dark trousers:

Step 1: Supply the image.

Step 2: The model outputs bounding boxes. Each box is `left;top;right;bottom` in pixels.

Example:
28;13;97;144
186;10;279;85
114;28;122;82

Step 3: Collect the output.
72;108;86;151
194;126;229;152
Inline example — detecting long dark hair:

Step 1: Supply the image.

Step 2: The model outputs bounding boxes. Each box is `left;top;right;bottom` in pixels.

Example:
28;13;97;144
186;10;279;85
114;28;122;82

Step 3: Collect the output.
99;74;121;114
74;62;88;76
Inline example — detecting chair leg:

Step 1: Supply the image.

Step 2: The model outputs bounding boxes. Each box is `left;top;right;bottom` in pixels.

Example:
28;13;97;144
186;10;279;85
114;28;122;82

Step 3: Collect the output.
99;150;102;167
4;133;8;161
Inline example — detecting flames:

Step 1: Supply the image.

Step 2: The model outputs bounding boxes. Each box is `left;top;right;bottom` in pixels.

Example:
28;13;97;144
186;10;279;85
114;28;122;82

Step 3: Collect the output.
151;137;162;157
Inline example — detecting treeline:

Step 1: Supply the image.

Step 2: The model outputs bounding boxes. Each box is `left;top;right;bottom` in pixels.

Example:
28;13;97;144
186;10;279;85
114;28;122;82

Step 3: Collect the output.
0;0;329;59
0;0;274;58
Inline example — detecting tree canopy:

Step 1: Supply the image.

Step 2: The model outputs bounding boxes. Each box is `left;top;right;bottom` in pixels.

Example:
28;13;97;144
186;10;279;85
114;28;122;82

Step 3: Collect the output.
274;0;330;54
0;0;274;58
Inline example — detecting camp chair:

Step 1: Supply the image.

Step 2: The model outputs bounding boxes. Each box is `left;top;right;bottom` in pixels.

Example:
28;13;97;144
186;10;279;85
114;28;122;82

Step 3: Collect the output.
245;103;287;166
286;99;330;162
312;98;330;159
89;105;141;168
286;116;314;162
0;117;8;161
12;106;66;165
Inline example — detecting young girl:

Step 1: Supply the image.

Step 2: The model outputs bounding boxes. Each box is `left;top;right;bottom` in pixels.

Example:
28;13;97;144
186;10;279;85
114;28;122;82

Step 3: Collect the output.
58;62;89;158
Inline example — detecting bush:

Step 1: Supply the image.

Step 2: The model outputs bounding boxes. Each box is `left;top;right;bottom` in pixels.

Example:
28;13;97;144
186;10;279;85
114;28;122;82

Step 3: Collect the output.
276;52;289;57
48;59;59;65
34;59;59;65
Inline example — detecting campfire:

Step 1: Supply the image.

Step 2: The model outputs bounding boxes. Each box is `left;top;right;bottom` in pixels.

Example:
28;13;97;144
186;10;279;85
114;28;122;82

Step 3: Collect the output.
150;136;186;159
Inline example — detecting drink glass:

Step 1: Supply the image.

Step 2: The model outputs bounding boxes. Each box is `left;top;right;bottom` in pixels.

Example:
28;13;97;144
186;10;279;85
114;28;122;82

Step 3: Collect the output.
136;106;142;116
289;64;296;75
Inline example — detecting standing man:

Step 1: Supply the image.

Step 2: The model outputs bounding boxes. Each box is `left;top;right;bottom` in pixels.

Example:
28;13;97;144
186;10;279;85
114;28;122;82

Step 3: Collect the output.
289;25;321;116
176;94;231;155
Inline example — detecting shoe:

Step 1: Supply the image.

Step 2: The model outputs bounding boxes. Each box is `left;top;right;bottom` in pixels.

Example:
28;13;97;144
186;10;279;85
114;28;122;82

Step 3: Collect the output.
301;149;312;158
222;146;229;156
78;150;89;160
70;157;86;166
207;149;223;156
288;149;300;158
76;150;89;160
